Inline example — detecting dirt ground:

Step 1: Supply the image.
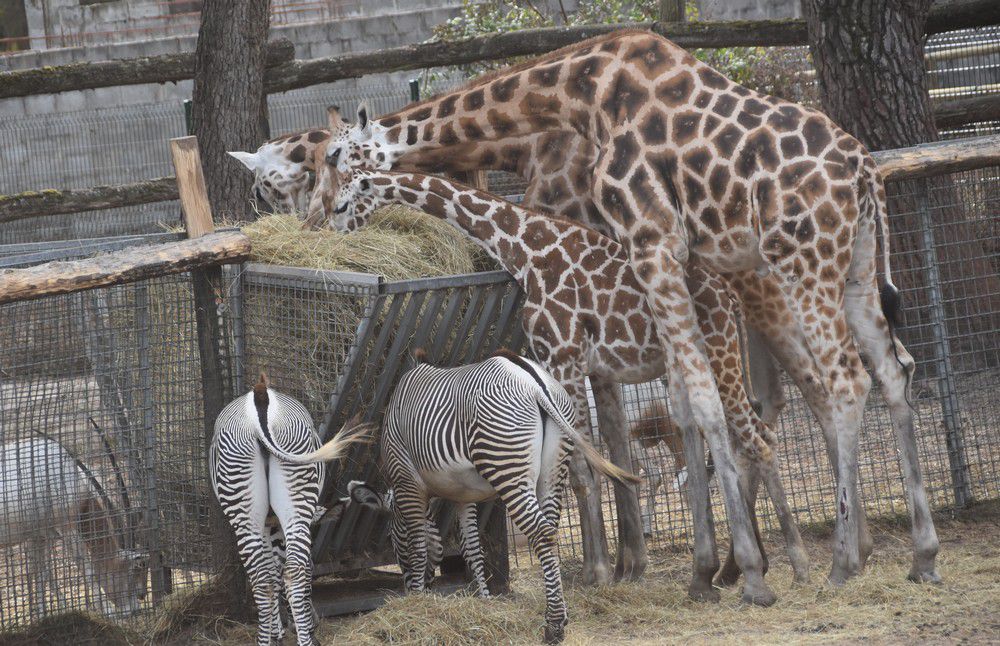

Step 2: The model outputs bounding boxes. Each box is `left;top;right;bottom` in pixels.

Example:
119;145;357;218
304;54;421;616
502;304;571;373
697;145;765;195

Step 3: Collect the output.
3;502;997;645
176;501;1000;646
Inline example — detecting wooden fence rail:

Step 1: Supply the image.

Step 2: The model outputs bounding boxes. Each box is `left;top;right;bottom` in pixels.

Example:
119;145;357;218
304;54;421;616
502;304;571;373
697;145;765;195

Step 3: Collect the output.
0;230;250;305
1;134;997;223
0;0;995;100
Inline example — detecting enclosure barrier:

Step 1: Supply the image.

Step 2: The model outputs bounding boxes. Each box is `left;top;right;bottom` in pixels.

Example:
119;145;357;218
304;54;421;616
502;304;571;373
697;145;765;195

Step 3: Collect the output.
0;233;247;630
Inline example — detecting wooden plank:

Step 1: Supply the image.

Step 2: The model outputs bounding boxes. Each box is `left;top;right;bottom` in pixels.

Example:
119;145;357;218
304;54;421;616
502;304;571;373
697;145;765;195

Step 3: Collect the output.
0;177;178;223
170;137;215;237
0;38;294;100
872;134;1000;182
0;231;250;305
0;0;993;100
933;94;1000;130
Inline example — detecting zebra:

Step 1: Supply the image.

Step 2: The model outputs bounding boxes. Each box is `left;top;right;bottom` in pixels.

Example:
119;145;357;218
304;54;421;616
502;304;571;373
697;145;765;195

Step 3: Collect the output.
210;374;370;646
381;350;639;644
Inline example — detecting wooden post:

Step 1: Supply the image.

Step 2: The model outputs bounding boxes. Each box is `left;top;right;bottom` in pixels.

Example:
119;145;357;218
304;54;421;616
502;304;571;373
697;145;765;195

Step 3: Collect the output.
169;136;250;616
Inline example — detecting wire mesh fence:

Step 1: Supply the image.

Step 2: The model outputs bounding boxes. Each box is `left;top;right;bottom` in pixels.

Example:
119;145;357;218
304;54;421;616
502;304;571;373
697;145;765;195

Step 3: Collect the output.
0;242;238;631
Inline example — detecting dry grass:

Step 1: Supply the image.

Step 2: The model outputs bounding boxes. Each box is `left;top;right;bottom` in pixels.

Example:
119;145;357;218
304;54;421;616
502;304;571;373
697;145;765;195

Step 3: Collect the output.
239;208;492;280
158;501;1000;646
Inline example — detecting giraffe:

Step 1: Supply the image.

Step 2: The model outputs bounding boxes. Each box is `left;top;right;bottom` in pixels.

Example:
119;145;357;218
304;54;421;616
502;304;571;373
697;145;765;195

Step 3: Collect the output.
328;167;810;599
228;127;331;214
317;29;940;592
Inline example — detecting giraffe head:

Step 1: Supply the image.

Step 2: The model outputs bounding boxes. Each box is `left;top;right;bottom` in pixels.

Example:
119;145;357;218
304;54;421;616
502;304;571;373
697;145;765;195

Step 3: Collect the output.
227;126;330;215
328;166;383;232
325;101;398;174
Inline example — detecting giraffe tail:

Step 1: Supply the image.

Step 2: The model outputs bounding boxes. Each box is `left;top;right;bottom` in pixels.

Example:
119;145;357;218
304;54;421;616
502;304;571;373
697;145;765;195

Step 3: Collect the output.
864;162;914;399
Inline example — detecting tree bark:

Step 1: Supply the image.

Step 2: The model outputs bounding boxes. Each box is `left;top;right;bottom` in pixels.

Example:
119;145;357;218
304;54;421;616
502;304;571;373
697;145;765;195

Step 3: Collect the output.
803;0;1000;369
191;0;271;222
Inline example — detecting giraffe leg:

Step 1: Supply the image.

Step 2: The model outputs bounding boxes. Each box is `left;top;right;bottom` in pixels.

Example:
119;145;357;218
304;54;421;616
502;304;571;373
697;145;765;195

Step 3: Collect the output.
773;281;870;584
667;364;721;602
458;502;490;597
591;375;648;582
845;280;940;582
551;367;613;586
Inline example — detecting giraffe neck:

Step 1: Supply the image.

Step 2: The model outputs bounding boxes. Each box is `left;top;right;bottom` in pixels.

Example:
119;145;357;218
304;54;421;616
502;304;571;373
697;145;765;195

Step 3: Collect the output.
369;31;685;165
378;172;555;277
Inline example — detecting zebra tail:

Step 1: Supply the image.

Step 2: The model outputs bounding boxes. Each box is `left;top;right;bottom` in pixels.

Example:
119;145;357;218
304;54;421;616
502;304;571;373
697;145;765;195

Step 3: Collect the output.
535;393;641;486
258;416;372;464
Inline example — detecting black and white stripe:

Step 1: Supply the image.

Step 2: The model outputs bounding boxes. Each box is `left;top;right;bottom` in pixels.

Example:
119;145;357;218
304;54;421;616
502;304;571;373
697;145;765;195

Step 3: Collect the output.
210;379;367;646
380;352;637;644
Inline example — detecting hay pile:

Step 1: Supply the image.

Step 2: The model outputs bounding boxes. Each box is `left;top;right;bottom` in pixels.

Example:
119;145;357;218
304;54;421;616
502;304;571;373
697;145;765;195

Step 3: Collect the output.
242;207;494;279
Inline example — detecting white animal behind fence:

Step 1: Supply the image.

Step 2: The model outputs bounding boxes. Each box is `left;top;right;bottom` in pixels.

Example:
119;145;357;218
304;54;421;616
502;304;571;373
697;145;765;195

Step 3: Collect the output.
0;438;148;621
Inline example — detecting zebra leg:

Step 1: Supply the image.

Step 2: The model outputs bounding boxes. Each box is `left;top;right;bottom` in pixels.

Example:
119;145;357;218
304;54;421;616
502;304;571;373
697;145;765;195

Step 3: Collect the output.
391;486;430;593
270;461;321;646
458;503;490;597
425;511;443;586
498;482;567;644
591;375;648;582
217;452;277;646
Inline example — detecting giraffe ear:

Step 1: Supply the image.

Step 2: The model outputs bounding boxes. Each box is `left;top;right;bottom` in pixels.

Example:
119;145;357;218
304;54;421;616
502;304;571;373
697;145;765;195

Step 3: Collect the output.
356;101;372;139
327;105;345;130
228;150;262;172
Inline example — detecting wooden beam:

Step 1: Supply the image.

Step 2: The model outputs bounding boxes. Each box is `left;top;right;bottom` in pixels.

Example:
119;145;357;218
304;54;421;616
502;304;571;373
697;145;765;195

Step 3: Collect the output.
264;20;807;93
0;231;250;306
0;177;178;223
872;134;1000;181
1;0;994;100
170;137;215;237
933;94;1000;129
0;38;293;100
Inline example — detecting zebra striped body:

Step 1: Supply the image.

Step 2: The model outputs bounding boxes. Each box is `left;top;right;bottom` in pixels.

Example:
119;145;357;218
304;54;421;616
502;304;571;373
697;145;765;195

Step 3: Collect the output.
382;352;638;644
210;378;367;646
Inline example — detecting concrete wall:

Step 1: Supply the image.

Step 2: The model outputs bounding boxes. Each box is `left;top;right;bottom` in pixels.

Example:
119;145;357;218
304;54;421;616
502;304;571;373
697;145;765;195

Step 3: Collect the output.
0;2;466;243
697;0;801;20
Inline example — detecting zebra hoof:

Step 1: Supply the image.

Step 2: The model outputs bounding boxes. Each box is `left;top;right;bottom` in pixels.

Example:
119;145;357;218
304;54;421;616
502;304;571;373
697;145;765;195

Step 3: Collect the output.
543;622;565;644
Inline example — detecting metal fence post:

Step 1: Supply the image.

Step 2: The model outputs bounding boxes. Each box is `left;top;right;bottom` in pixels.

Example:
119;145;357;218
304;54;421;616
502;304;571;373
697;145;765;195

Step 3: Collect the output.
135;283;171;600
915;183;973;507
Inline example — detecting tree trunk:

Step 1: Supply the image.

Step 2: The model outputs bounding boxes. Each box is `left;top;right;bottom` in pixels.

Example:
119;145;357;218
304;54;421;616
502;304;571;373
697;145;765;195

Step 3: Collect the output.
190;0;271;619
803;0;1000;371
192;0;271;222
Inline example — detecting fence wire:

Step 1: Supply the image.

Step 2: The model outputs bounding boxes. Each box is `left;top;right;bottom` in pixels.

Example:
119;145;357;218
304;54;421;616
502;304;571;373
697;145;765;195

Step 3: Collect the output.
0;253;237;631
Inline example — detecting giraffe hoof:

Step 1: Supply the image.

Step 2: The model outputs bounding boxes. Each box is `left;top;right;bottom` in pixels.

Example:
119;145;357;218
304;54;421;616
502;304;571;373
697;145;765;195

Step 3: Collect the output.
543;622;565;644
578;562;612;586
741;584;777;607
714;561;741;587
907;569;942;585
687;581;721;603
